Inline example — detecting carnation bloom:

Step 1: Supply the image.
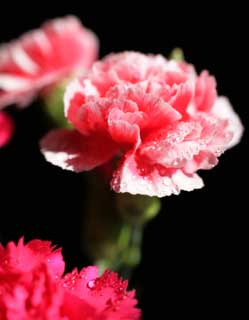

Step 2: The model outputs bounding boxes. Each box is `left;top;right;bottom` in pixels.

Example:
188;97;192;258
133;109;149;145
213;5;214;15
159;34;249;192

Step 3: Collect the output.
0;111;14;147
0;237;65;277
0;16;98;109
61;267;140;320
41;52;243;197
0;238;140;320
0;238;65;319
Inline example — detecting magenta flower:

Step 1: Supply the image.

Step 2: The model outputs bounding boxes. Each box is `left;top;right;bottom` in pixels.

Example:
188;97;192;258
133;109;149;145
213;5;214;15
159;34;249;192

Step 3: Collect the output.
0;111;14;147
0;238;140;320
0;16;98;109
41;52;243;197
61;267;140;320
0;237;65;277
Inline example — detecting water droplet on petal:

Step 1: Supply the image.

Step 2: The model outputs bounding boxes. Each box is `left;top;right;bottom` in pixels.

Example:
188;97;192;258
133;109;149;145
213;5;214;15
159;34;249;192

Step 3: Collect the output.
87;280;95;289
163;179;170;186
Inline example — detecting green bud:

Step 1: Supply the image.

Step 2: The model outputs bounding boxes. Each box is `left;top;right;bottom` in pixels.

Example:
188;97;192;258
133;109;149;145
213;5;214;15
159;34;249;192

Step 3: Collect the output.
169;47;185;61
42;80;72;128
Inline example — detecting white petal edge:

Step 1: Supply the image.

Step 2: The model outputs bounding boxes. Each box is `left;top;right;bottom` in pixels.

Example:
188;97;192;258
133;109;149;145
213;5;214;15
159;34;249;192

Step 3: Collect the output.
112;153;204;197
64;78;99;117
212;96;244;149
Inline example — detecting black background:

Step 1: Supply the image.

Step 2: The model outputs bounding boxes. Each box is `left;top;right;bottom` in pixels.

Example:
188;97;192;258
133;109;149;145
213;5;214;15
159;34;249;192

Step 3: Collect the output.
0;2;247;318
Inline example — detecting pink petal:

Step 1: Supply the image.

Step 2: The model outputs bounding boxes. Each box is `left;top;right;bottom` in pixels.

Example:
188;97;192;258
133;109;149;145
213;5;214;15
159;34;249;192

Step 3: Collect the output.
108;119;141;146
107;105;142;145
106;82;182;131
62;267;141;320
211;96;244;148
111;152;203;197
68;99;108;136
195;71;217;112
139;121;203;167
64;78;99;118
169;81;194;114
40;129;118;172
0;16;98;109
65;79;112;136
0;237;65;278
184;150;219;173
141;97;182;131
0;111;14;147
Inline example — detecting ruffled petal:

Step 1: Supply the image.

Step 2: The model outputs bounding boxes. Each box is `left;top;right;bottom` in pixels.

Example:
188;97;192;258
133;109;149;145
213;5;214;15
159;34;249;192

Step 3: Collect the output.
139;121;203;168
107;104;142;145
0;16;98;109
62;267;141;320
111;152;203;197
211;96;244;148
195;70;217;112
40;129;118;172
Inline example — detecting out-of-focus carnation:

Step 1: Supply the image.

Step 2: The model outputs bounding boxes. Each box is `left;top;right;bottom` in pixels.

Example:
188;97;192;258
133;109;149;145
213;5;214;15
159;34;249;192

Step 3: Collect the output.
41;52;243;197
61;267;140;320
0;16;98;109
0;237;65;276
0;111;14;147
0;238;140;320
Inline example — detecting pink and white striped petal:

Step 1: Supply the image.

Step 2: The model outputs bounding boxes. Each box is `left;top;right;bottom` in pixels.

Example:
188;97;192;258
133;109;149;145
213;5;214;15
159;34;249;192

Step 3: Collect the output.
0;16;98;109
40;129;118;172
111;152;203;197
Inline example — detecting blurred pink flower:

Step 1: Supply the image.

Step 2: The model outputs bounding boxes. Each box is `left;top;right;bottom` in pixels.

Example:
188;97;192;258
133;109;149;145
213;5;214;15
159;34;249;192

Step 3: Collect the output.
61;267;140;320
0;237;65;277
0;111;14;147
0;238;140;320
0;16;98;109
41;52;243;197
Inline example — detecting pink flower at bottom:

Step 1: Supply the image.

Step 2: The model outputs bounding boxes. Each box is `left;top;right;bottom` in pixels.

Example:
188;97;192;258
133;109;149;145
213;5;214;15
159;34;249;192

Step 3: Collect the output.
0;238;141;320
61;267;140;320
0;111;14;147
0;238;66;320
0;16;98;109
0;237;65;278
40;52;244;197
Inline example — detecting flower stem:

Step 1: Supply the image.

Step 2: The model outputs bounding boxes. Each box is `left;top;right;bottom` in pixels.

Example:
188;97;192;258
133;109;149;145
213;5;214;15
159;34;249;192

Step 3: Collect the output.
81;172;160;276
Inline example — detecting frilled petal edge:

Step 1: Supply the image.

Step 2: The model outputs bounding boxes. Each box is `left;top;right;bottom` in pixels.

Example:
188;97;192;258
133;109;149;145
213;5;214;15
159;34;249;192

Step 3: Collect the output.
40;129;118;172
111;152;204;197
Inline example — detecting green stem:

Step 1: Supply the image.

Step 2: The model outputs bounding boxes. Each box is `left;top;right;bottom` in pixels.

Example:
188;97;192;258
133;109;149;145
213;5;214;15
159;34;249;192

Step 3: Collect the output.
81;173;161;276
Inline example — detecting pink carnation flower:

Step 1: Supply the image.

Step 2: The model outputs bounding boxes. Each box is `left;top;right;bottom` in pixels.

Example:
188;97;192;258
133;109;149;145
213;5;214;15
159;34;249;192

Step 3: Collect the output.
0;16;98;109
0;238;140;320
0;111;14;147
0;238;65;319
61;267;140;320
0;237;65;277
41;52;243;197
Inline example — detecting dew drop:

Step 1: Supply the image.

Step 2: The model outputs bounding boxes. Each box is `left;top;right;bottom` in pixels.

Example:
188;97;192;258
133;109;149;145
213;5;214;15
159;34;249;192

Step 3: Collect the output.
87;280;95;289
163;179;170;186
172;159;179;166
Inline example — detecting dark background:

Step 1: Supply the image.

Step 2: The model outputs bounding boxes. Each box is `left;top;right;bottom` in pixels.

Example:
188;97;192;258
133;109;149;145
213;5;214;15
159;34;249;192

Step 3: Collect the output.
0;2;247;317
